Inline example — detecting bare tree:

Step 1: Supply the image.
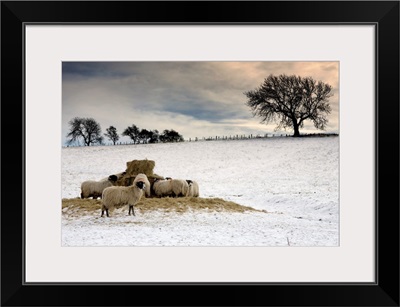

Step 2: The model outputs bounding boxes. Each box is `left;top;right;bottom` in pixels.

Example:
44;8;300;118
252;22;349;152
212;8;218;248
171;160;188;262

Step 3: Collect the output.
160;129;184;142
104;126;119;145
66;117;103;146
244;74;333;137
138;129;151;144
122;124;140;144
149;129;160;143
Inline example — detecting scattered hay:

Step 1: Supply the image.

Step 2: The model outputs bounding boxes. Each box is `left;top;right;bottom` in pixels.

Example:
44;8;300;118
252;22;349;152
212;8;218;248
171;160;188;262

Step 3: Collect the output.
136;197;264;213
61;196;266;216
62;198;102;211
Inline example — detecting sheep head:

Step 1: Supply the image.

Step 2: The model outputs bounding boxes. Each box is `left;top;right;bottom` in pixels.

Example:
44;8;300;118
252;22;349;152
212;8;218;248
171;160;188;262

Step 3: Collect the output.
135;181;146;190
108;174;118;182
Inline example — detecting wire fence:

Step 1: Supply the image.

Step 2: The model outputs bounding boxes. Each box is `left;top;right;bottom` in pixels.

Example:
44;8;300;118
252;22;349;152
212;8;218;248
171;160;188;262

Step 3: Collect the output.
63;133;338;147
188;133;285;142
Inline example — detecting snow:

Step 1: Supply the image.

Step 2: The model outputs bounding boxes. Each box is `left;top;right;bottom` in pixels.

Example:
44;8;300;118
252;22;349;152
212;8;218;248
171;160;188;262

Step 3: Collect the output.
62;137;339;247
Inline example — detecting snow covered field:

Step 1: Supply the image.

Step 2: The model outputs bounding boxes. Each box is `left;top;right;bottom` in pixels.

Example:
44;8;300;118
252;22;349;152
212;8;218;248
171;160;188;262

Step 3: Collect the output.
62;137;339;247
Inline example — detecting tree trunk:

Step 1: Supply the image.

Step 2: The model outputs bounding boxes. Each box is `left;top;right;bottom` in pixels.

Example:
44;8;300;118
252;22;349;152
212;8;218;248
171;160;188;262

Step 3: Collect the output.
293;121;300;137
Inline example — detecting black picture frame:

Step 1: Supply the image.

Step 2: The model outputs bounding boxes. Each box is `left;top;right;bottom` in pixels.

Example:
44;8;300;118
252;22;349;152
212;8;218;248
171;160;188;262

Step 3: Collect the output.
1;1;399;306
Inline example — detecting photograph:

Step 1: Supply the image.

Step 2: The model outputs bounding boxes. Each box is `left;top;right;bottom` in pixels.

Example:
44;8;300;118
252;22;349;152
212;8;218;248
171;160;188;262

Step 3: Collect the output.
61;61;340;247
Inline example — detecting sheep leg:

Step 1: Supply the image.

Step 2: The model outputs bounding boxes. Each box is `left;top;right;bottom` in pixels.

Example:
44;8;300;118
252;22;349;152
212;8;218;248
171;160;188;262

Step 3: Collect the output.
129;205;135;216
101;208;109;217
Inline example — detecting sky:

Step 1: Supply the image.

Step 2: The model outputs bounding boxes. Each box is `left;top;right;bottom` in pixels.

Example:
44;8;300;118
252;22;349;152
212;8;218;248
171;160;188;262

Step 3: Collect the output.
62;61;339;146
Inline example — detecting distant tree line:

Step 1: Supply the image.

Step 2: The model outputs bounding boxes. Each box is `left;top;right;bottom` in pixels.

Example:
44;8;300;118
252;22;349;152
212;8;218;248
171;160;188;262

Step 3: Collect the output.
66;117;184;146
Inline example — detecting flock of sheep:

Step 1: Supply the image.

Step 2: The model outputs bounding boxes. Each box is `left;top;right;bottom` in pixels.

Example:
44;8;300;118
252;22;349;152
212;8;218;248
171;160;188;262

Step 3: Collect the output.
80;172;199;217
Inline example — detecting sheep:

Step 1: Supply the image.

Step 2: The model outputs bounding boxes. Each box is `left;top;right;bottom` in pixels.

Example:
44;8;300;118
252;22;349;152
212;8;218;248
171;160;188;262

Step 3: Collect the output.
80;172;125;199
133;173;151;197
186;180;199;197
171;179;190;197
153;178;189;198
101;173;148;217
152;178;173;197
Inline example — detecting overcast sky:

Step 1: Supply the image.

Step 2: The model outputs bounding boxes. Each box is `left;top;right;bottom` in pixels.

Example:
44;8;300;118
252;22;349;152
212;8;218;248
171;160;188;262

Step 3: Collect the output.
62;61;339;146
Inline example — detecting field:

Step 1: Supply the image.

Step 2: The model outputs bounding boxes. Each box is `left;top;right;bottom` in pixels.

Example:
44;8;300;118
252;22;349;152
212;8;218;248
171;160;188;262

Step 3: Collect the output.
62;136;339;246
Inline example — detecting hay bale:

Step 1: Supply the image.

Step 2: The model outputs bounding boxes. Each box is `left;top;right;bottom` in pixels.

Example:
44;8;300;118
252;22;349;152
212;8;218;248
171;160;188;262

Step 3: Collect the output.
116;159;164;188
126;159;155;176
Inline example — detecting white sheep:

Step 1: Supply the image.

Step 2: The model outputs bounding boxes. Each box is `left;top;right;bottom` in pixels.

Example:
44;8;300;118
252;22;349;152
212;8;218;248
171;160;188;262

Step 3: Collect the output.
101;173;148;217
152;178;173;197
134;173;151;197
80;172;125;199
153;178;189;198
171;179;190;197
186;180;199;197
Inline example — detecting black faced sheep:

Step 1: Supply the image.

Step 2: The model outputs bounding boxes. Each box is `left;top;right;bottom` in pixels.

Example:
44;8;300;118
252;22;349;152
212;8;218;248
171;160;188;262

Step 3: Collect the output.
80;172;126;199
101;173;148;217
186;180;199;197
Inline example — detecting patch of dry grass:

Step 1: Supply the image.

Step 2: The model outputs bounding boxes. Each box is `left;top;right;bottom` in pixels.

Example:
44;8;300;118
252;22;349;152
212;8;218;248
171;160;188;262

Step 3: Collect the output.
61;196;266;215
